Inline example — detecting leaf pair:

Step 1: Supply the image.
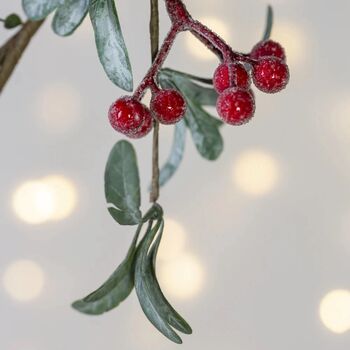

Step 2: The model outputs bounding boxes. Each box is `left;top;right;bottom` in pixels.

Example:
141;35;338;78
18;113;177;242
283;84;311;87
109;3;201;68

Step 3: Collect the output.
134;218;192;344
22;0;133;91
73;207;191;344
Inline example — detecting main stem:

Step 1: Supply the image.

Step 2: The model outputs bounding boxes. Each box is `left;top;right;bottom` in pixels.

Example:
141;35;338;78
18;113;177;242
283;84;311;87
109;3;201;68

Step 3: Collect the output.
150;0;160;203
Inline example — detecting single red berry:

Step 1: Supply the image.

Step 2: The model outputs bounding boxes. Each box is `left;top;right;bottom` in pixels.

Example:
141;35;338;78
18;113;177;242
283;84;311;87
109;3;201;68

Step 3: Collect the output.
151;89;186;125
128;112;153;139
213;62;250;93
250;40;286;61
252;57;290;93
216;88;255;125
108;97;151;135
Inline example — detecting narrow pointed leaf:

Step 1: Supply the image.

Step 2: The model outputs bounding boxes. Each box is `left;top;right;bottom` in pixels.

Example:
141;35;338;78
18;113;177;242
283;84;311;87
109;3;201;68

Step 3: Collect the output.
185;99;223;160
52;0;89;36
72;224;142;315
263;5;274;41
105;140;142;225
134;220;183;344
89;0;133;91
146;225;192;334
159;119;186;188
22;0;60;20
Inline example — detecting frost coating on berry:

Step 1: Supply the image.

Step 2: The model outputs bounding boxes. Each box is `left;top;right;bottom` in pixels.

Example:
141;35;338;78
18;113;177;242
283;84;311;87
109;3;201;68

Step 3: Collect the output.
213;63;250;93
151;89;186;125
108;97;150;135
216;88;255;125
128;113;153;139
252;57;290;93
251;40;286;61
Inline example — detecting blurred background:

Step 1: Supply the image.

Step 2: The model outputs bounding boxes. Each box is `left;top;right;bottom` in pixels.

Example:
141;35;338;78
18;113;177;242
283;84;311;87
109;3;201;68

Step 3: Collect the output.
1;0;350;349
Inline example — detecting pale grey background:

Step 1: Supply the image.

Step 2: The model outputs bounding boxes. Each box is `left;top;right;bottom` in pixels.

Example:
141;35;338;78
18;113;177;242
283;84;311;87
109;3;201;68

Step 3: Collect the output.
1;0;350;349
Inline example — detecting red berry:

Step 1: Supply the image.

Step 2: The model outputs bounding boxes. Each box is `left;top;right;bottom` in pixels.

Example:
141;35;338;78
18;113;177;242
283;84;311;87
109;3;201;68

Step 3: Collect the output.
250;40;286;61
151;89;186;125
252;57;290;93
216;88;255;125
128;113;153;139
108;97;151;135
213;62;250;93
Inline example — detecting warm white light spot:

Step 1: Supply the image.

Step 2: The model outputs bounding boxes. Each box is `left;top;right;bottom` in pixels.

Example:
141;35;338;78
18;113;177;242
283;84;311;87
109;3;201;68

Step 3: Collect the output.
319;290;350;334
12;175;78;224
12;181;55;224
232;149;280;196
158;218;187;261
36;82;82;132
3;260;45;302
185;17;230;61
157;253;205;300
273;21;308;68
42;175;78;221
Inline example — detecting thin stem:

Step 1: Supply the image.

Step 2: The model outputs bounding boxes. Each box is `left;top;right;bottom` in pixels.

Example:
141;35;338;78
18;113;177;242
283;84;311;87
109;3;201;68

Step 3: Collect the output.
0;20;44;94
150;0;160;203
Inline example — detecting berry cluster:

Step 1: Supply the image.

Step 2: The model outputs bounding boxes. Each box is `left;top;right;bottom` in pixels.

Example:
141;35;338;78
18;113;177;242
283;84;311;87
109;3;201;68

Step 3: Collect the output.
215;39;289;125
108;0;289;138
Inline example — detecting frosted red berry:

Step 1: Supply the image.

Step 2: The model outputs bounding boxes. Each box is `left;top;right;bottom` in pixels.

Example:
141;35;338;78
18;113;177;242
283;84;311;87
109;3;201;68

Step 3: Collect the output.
108;97;151;135
216;88;255;125
213;62;250;93
250;40;286;61
252;57;290;93
128;112;153;139
151;89;186;125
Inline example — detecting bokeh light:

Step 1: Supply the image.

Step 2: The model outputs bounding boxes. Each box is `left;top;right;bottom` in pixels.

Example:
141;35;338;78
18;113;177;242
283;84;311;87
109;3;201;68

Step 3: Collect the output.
185;17;230;61
319;289;350;334
35;82;82;132
12;175;78;224
12;181;55;224
158;218;187;261
157;253;205;300
3;260;45;302
232;149;280;196
41;175;78;221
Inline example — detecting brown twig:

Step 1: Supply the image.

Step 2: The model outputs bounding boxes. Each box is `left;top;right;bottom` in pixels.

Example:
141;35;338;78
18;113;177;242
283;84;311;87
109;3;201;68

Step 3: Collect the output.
0;20;44;94
150;0;160;203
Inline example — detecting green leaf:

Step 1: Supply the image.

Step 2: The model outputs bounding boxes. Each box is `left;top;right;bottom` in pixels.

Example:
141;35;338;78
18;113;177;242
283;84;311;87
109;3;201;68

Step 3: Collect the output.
71;223;142;315
262;5;274;41
134;219;185;344
89;0;133;91
52;0;89;36
160;69;218;106
159;119;186;188
4;14;22;29
22;0;60;20
185;99;223;160
146;223;192;335
105;140;142;225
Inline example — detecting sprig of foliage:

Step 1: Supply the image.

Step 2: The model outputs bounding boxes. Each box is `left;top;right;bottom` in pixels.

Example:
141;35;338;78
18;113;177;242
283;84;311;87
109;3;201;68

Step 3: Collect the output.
16;0;277;344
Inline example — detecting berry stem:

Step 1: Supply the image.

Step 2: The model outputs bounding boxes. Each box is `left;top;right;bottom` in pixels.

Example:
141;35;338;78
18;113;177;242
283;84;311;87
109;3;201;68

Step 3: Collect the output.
150;0;161;203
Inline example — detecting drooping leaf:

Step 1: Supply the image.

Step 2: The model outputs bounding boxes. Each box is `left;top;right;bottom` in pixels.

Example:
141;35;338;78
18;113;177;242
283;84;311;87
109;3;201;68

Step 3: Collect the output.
145;222;192;335
89;0;133;91
159;71;223;161
159;119;186;188
72;223;142;315
22;0;60;20
105;140;142;225
52;0;89;36
262;5;274;41
185;99;223;160
134;219;185;344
